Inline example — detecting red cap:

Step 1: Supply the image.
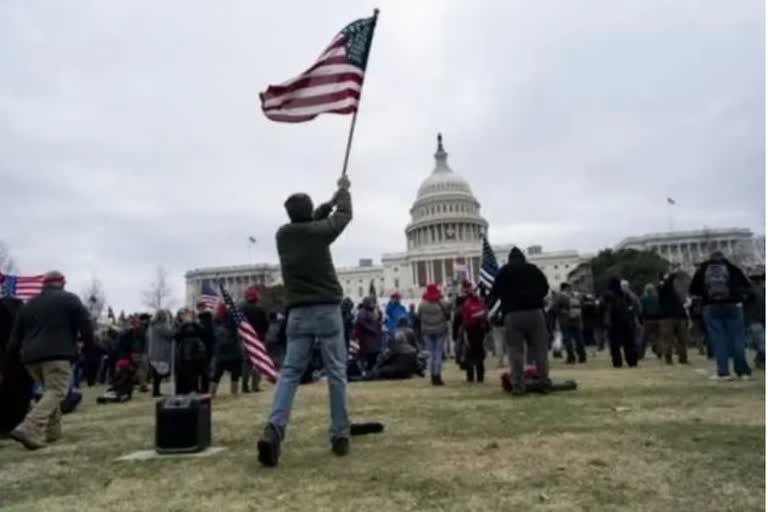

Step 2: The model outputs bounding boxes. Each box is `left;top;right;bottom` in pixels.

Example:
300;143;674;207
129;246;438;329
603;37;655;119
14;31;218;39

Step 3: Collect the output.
215;303;228;320
244;286;259;303
422;283;442;302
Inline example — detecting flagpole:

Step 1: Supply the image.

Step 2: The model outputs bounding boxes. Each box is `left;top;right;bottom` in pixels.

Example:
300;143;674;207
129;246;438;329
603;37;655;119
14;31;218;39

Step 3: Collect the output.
340;8;379;177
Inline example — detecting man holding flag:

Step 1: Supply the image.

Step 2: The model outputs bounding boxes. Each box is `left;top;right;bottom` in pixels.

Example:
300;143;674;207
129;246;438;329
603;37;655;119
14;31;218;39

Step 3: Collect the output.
257;175;353;466
256;9;378;467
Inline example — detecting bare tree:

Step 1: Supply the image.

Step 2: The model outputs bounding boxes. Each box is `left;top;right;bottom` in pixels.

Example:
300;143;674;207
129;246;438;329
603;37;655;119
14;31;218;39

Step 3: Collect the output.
81;277;107;319
0;241;16;273
141;265;176;311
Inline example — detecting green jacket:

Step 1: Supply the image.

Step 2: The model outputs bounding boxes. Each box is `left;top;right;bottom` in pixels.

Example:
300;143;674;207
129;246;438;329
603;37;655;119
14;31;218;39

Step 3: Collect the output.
277;189;352;308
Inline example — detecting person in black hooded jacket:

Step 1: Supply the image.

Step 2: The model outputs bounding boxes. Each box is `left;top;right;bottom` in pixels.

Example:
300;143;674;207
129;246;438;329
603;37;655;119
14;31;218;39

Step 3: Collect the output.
491;247;550;395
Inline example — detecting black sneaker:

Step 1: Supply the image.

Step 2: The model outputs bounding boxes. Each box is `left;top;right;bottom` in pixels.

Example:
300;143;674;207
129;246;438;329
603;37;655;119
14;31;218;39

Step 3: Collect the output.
257;424;282;467
331;437;350;457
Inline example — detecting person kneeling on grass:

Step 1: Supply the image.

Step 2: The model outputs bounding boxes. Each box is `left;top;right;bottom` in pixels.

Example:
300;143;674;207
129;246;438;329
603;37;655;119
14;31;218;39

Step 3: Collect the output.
365;317;422;380
258;176;352;467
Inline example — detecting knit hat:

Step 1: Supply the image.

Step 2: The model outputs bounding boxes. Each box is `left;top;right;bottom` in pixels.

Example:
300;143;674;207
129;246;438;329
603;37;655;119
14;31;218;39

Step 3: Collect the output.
245;286;259;303
422;283;442;302
42;270;66;287
508;247;526;263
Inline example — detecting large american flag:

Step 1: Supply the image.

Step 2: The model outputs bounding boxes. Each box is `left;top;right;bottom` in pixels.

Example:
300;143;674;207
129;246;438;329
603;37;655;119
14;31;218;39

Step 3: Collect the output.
219;283;278;382
260;12;378;123
199;280;220;310
0;273;45;301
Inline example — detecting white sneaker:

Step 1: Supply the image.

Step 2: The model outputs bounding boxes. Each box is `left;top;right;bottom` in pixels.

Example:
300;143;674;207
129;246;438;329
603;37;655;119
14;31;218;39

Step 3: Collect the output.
709;375;734;382
739;375;754;381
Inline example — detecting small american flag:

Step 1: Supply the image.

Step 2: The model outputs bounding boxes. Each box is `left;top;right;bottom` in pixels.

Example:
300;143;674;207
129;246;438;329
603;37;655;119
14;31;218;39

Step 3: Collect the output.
0;273;45;301
199;280;220;310
260;12;378;123
219;283;278;381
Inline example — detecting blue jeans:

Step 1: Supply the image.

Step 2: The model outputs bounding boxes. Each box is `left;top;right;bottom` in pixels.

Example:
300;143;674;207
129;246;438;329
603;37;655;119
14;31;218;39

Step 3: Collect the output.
266;304;349;440
423;333;445;376
703;304;751;377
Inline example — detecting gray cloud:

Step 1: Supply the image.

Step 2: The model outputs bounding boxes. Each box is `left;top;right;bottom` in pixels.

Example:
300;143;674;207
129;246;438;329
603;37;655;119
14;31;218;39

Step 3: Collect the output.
0;0;763;311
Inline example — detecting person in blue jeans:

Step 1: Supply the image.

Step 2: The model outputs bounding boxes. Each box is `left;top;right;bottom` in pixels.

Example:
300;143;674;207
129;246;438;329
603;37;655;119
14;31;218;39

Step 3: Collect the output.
258;176;352;467
417;283;450;386
690;251;754;381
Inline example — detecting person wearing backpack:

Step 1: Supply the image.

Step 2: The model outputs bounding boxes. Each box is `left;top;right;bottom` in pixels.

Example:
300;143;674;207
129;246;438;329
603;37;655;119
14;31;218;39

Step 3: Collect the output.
658;272;690;365
460;281;490;383
174;308;209;394
604;278;638;368
689;251;753;381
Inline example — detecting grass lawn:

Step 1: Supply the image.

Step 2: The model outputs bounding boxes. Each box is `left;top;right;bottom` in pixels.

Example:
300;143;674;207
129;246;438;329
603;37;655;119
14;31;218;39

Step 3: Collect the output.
1;351;764;512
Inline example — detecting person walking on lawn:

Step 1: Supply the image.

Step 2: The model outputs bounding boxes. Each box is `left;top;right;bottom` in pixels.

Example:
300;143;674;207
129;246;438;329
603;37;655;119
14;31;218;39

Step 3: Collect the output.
8;271;94;450
658;271;690;365
689;251;753;381
257;176;352;467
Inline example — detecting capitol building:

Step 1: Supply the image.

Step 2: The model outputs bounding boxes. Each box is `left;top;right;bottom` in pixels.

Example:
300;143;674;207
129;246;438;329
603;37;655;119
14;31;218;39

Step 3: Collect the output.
185;134;587;306
185;134;763;306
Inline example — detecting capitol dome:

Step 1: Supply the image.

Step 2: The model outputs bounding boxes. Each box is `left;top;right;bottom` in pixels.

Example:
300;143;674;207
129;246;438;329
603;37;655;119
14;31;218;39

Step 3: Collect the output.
406;134;488;251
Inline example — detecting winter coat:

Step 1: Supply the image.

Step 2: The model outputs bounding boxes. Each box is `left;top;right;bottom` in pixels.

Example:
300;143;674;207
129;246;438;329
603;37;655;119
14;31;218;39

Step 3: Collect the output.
147;319;175;372
640;293;663;321
389;326;419;355
196;311;215;358
213;319;243;363
355;305;383;354
175;321;208;364
240;301;269;339
418;300;450;336
384;300;408;333
690;258;752;305
659;275;687;319
277;189;352;308
491;248;550;315
10;287;94;365
554;292;582;329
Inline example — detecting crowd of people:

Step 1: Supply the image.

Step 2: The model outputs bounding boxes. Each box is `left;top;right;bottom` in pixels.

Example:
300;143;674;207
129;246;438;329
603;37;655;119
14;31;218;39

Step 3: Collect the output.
0;175;764;467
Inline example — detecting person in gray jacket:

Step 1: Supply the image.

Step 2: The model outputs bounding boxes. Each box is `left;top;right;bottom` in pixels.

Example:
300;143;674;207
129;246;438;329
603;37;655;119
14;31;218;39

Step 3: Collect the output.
417;283;451;386
147;309;174;397
8;271;94;450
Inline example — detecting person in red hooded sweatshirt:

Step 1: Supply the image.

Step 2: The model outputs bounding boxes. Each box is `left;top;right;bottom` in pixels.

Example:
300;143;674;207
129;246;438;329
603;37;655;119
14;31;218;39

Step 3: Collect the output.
239;286;270;393
460;281;490;383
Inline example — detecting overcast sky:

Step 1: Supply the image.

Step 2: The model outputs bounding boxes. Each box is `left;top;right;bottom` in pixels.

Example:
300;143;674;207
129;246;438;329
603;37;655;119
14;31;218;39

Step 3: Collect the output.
1;0;764;311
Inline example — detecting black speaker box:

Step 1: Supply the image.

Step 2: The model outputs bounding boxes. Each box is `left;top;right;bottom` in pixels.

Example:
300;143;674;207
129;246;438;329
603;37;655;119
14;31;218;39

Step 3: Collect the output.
155;395;211;454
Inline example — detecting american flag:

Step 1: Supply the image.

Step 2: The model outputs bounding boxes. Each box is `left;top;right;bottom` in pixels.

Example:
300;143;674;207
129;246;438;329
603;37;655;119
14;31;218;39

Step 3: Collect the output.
0;273;45;301
260;12;378;123
219;283;278;381
199;280;220;310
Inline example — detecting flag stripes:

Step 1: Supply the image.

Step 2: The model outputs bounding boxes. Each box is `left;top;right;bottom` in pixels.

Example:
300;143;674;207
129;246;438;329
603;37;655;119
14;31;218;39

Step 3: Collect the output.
260;13;377;123
219;283;278;381
0;273;45;301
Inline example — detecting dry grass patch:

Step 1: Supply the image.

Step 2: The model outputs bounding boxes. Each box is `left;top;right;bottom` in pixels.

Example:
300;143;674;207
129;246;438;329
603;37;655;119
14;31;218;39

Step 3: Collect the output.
0;352;764;511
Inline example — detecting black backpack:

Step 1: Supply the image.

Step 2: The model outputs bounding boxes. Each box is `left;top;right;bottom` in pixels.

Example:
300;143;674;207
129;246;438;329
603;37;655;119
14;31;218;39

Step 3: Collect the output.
704;262;732;301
